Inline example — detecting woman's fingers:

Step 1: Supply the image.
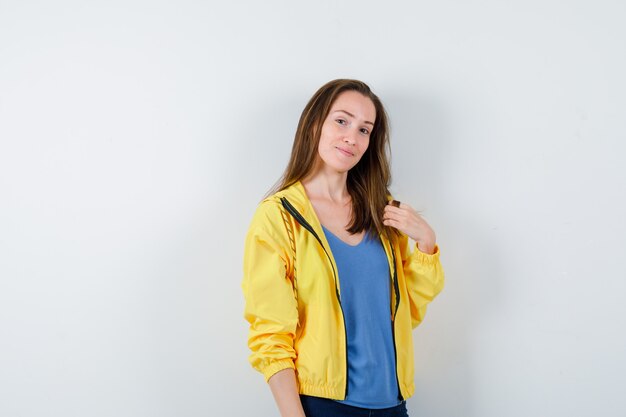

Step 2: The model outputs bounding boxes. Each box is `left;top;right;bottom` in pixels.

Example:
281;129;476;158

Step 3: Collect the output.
383;206;414;229
384;203;416;221
382;217;400;227
384;200;436;253
384;201;430;230
386;201;416;213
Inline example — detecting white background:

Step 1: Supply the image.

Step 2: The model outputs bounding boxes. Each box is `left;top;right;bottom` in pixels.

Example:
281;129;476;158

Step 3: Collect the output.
1;1;625;416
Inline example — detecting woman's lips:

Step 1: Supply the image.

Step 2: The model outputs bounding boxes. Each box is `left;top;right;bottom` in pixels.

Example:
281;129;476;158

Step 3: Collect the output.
336;146;354;156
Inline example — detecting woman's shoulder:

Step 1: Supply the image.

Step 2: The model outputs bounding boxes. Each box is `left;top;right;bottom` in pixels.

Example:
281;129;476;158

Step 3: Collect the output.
249;196;283;227
247;182;303;230
260;181;310;212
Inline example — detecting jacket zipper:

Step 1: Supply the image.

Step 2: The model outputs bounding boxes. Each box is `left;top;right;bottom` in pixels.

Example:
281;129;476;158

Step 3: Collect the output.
280;197;350;399
388;239;404;401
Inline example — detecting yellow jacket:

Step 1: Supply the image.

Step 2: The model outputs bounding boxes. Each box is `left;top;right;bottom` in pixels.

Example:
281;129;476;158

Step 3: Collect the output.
242;181;444;400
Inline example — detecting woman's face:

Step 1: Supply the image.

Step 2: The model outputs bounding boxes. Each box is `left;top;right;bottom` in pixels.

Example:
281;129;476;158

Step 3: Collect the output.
316;90;376;174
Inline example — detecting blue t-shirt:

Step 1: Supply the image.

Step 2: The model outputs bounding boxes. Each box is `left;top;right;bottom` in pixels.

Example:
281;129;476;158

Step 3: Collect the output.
322;226;401;409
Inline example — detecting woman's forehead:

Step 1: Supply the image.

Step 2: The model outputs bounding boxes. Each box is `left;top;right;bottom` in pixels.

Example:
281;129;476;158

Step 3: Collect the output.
328;91;376;122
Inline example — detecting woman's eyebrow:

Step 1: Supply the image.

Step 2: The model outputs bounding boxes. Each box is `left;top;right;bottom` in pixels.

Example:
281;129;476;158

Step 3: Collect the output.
333;109;374;126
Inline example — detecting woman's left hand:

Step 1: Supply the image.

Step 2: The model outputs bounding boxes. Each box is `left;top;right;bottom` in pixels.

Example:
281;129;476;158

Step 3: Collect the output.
383;200;437;254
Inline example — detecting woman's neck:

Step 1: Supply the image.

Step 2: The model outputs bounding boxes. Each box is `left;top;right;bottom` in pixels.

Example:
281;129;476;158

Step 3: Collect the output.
301;169;350;205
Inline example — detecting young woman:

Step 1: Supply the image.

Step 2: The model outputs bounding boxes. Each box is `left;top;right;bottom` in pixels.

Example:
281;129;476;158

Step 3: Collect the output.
242;79;444;417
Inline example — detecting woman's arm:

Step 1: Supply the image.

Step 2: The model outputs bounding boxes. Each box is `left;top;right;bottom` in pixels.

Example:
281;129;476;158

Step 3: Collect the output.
268;369;306;417
243;203;303;414
383;200;445;327
242;203;298;378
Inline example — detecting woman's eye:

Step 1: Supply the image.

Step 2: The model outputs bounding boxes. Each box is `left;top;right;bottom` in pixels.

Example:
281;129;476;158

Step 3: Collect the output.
360;128;370;135
336;118;346;125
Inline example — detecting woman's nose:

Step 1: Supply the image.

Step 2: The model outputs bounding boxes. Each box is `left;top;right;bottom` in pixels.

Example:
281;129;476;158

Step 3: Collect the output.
343;129;357;145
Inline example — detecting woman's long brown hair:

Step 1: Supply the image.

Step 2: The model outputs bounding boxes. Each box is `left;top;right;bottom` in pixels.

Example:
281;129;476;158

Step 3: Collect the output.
271;79;394;237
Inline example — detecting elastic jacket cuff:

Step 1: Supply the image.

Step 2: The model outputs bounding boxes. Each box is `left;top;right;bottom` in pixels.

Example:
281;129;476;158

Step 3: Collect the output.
262;358;296;382
413;244;440;265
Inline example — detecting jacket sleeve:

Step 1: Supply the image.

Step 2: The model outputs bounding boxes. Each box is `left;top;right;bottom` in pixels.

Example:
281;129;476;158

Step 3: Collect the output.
242;202;298;382
398;232;445;329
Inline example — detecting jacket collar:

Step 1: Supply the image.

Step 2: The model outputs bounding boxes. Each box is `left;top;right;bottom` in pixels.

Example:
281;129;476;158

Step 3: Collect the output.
269;180;313;219
273;181;326;240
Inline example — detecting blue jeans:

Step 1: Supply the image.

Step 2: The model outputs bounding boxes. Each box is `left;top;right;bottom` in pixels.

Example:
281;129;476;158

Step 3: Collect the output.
300;395;409;417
